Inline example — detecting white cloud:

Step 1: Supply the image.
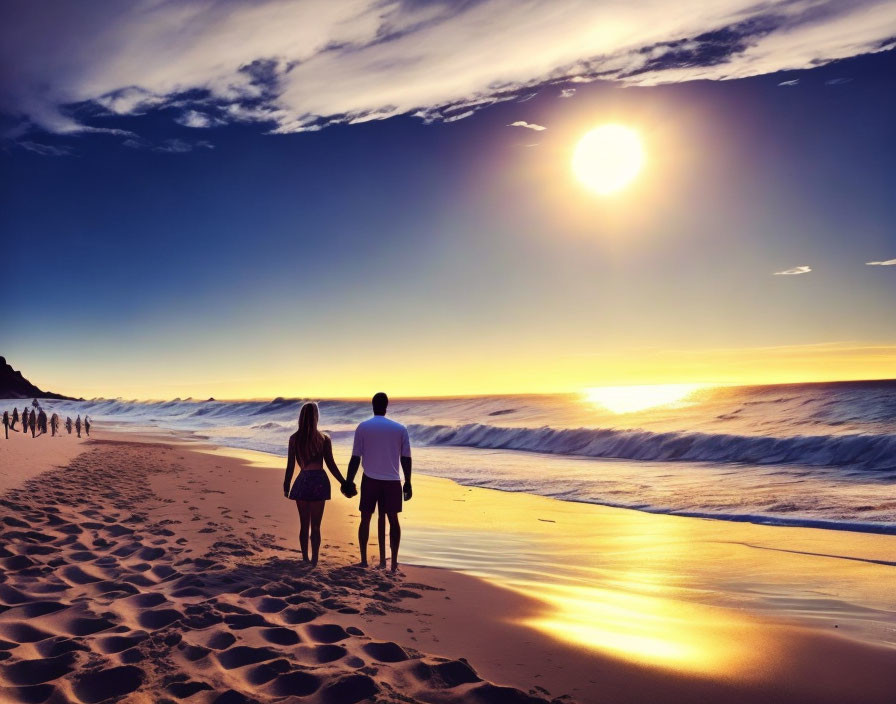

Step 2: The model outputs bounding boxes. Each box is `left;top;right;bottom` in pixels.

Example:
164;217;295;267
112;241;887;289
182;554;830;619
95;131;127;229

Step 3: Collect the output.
2;0;894;136
777;79;799;86
176;110;221;128
560;88;577;98
774;265;812;275
509;121;547;131
866;258;896;266
444;110;475;123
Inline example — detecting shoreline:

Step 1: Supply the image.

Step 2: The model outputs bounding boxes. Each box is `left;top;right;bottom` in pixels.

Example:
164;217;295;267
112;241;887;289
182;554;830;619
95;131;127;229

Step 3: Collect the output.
1;427;895;703
121;420;896;537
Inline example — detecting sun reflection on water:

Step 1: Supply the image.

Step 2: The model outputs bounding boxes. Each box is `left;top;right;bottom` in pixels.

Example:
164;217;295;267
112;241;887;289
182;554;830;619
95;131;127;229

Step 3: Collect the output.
583;383;707;414
516;581;754;675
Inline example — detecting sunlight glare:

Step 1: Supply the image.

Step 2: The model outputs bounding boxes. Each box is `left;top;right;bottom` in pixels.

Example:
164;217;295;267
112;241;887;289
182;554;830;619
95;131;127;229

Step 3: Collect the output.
572;124;645;195
584;383;705;414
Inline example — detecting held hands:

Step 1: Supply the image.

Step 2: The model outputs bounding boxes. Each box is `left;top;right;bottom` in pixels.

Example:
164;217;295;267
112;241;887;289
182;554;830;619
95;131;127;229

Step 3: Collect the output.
403;481;413;501
340;481;358;499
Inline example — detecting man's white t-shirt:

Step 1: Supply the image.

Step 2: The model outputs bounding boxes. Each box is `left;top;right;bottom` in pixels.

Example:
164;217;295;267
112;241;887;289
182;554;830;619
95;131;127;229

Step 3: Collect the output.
351;415;411;481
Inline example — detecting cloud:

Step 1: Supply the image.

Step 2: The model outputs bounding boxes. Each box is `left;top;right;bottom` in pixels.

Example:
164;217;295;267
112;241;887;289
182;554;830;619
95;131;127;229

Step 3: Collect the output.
2;0;895;136
825;77;853;85
866;258;896;266
777;79;800;86
774;265;812;275
17;140;72;156
560;88;576;98
123;137;214;153
175;110;222;128
509;121;547;131
443;110;475;123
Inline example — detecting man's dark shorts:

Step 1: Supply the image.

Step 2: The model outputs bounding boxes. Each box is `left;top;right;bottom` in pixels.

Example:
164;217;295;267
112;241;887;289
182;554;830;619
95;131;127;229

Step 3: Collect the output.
359;476;402;514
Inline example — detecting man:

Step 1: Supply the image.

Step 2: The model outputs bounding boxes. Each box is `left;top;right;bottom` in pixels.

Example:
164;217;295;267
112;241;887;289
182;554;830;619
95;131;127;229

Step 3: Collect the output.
345;392;412;572
2;411;8;439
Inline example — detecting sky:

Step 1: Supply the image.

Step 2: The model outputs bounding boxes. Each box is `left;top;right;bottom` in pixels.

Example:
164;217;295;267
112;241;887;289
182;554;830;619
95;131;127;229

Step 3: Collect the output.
1;0;895;399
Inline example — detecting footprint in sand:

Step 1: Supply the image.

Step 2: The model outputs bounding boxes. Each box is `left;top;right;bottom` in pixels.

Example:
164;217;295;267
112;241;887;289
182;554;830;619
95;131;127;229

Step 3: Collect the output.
72;664;145;702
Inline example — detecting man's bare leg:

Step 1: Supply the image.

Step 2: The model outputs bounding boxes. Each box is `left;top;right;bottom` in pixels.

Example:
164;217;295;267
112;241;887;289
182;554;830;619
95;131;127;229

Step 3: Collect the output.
377;510;387;568
387;512;401;572
357;511;373;567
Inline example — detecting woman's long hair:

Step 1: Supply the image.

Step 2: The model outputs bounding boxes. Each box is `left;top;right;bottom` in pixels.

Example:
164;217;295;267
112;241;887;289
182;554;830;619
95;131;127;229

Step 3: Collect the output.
296;402;327;466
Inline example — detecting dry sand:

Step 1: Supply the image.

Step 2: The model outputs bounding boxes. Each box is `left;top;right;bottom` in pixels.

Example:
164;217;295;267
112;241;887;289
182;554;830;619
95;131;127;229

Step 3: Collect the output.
1;428;894;704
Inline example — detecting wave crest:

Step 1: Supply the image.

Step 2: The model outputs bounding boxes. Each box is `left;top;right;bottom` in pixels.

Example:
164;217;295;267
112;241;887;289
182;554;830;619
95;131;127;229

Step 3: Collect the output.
408;423;896;471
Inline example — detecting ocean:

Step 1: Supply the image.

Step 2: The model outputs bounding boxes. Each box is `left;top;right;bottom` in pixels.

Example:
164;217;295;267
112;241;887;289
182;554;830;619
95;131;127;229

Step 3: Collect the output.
9;379;896;533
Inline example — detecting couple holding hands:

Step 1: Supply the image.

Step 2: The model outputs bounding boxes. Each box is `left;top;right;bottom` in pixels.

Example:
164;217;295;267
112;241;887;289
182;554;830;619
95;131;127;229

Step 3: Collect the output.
283;392;412;572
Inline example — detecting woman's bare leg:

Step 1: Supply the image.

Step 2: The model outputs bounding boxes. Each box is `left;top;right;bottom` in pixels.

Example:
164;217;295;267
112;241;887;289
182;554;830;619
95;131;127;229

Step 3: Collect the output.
296;500;311;562
309;501;325;567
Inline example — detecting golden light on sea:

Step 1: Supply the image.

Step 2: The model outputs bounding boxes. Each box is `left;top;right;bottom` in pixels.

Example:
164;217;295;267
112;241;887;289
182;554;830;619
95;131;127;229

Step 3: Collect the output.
572;124;645;195
583;383;705;413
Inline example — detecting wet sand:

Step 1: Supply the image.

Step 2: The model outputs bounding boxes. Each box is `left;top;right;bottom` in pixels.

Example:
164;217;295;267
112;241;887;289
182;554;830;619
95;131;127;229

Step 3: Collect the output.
1;428;894;703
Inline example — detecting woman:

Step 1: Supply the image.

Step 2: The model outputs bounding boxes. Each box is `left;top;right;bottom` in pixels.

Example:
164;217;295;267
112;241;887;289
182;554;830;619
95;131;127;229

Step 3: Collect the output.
283;402;350;566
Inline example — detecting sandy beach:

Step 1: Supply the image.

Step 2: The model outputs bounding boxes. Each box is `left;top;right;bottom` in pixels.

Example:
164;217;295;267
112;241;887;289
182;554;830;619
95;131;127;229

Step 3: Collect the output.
1;427;895;704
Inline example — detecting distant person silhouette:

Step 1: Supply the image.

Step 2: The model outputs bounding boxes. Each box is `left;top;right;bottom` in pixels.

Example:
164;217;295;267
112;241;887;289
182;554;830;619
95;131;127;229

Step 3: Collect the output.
75;415;81;438
37;409;47;436
65;416;72;434
28;410;36;437
10;407;19;431
3;411;8;439
345;392;412;572
51;413;59;436
282;402;351;567
84;416;91;436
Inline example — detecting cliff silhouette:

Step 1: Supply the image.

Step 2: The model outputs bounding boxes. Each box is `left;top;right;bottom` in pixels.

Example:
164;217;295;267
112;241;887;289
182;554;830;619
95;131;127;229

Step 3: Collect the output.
0;356;72;399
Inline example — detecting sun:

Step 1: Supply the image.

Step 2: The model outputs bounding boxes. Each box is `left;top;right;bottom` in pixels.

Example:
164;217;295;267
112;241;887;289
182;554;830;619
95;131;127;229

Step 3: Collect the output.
572;124;645;195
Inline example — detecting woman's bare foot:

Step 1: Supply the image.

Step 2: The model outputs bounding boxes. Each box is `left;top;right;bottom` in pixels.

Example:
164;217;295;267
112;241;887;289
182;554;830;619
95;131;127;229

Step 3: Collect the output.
353;561;368;568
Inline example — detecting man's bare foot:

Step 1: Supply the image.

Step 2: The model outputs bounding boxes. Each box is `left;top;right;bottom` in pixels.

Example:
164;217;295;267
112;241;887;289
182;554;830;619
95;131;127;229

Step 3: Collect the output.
376;560;387;569
390;562;401;574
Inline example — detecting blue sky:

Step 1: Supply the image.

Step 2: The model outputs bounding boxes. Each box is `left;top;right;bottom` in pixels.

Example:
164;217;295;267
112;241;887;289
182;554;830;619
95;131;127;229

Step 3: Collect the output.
2;1;895;398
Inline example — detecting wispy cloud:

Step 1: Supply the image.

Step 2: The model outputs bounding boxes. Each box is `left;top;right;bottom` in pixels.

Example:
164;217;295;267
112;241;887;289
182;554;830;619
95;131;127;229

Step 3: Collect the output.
441;110;473;123
509;121;546;131
774;265;812;275
866;258;896;266
123;137;214;154
2;0;894;136
18;141;71;156
777;79;799;86
560;88;576;98
825;77;853;85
